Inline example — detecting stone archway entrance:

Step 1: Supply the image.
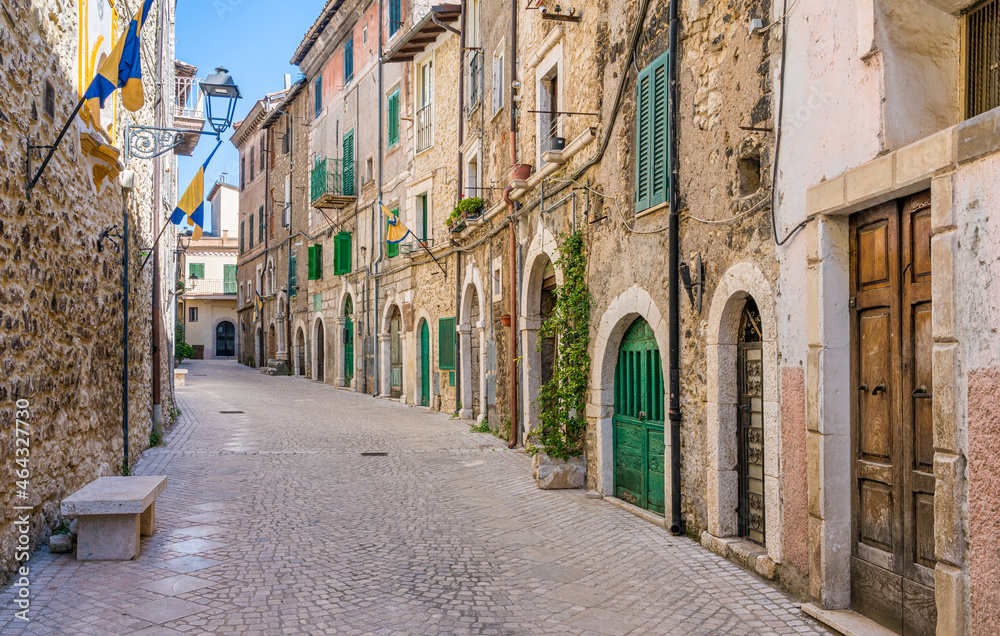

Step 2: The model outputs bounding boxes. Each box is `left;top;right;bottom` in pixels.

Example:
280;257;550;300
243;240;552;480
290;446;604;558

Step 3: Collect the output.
389;306;403;398
296;327;306;376
613;317;665;515
737;298;765;545
315;320;325;382
418;319;430;407
215;321;235;357
343;295;355;386
256;327;265;368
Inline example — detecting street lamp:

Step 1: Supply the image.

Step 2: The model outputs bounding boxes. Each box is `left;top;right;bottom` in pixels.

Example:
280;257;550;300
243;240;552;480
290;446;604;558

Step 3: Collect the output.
201;67;242;135
122;66;242;162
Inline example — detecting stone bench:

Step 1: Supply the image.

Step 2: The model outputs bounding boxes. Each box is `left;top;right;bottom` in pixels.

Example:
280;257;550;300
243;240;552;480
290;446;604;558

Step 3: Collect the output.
61;476;167;560
174;368;188;387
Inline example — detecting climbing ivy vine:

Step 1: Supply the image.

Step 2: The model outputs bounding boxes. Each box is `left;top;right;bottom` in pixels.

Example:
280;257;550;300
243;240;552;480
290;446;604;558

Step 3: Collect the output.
528;232;590;459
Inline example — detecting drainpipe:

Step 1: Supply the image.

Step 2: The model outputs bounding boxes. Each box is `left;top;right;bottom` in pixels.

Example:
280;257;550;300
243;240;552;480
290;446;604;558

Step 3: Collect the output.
374;0;385;397
455;0;466;415
506;0;519;449
666;0;683;536
150;1;164;437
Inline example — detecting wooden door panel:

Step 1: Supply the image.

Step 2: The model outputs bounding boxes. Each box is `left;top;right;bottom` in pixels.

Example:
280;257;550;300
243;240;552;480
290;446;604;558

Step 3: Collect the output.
859;308;892;460
902;577;937;636
912;303;934;472
858;221;892;289
852;557;903;633
859;480;894;552
647;428;665;515
910;210;932;282
913;492;936;570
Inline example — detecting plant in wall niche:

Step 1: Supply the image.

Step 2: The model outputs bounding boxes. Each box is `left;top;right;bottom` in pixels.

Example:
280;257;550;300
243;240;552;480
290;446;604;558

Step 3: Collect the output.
528;231;590;460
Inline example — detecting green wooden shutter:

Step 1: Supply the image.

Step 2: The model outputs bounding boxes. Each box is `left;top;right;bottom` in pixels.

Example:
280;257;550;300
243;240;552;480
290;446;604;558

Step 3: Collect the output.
189;263;205;279
249;214;254;246
223;264;237;294
387;215;399;258
315;243;323;279
289;252;297;293
258;205;265;241
343;130;355;196
438;317;456;370
335;232;352;275
635;51;669;213
388;90;400;147
240;221;245;252
307;245;317;280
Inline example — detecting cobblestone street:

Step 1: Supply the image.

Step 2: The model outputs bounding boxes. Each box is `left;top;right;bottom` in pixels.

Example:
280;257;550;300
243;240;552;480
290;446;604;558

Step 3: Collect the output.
1;361;827;635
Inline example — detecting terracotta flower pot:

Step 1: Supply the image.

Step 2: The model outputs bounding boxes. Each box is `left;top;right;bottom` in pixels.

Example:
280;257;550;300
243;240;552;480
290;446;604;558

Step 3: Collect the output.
499;314;512;327
512;163;533;180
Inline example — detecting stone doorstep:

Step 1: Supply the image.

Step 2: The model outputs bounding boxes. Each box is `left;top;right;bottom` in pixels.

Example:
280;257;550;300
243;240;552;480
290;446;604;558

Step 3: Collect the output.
801;603;899;636
602;496;667;530
699;531;777;580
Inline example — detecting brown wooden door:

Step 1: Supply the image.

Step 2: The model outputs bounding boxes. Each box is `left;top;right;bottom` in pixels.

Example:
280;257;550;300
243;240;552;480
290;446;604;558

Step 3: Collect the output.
850;192;936;636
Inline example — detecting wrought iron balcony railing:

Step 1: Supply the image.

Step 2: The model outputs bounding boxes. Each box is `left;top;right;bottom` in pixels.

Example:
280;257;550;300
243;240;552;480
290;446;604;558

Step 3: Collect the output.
310;158;357;208
185;278;237;295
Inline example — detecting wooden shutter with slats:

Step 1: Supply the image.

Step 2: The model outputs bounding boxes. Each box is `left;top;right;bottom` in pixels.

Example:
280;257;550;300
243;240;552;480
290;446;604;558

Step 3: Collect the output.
635;51;669;214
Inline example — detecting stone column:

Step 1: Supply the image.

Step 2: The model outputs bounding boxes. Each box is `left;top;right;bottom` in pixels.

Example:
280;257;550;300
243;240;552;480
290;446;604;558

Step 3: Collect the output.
335;316;347;388
378;333;391;397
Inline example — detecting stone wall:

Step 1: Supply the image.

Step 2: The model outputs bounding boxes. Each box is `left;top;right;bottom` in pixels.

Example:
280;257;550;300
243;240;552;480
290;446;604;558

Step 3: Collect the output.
0;0;162;583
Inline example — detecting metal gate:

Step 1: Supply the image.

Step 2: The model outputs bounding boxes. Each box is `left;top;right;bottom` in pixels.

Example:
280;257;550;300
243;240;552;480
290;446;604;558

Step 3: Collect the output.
344;295;354;385
738;299;765;545
613;318;665;514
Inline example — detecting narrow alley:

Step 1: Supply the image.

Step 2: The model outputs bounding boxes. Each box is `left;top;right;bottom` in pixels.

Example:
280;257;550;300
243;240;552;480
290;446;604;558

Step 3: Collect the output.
0;362;825;635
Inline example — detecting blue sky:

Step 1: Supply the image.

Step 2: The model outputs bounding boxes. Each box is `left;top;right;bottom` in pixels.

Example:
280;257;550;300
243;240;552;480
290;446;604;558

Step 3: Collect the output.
175;0;325;232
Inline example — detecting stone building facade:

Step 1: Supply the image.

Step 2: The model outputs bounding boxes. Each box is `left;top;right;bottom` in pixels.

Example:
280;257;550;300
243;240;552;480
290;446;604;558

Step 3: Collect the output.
0;0;176;583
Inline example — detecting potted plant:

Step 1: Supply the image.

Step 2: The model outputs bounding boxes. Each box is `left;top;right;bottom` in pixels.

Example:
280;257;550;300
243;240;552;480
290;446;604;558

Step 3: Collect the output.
458;196;485;220
512;163;533;180
448;206;466;232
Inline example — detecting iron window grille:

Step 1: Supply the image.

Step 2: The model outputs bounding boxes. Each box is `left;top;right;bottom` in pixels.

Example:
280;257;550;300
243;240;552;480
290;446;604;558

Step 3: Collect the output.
967;0;1000;118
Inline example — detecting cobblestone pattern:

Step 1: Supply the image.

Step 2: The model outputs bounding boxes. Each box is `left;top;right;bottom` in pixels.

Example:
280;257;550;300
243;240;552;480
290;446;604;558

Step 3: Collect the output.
0;361;827;635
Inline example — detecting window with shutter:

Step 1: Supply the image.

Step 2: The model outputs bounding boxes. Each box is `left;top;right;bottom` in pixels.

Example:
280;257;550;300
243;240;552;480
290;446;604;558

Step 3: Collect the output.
249;214;254;247
250;148;255;181
240;221;245;252
307;244;318;280
289;252;297;294
334;232;352;275
189;263;205;280
635;51;670;214
315;243;323;279
387;214;399;258
315;76;323;117
258;206;265;242
344;39;354;82
438;317;456;370
388;90;400;148
389;0;401;36
224;264;237;294
343;130;355;197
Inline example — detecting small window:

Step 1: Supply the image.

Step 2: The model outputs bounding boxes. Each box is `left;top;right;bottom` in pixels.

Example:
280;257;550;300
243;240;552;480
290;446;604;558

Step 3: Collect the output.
388;88;400;148
315;76;323;117
241;157;246;190
344;39;354;83
240;220;245;252
289;251;297;294
189;263;205;280
362;25;368;45
492;257;503;302
189;307;199;323
967;0;1000;118
44;81;55;119
438;317;456;370
389;0;401;36
258;206;265;242
249;148;255;181
249;214;254;247
492;43;505;116
259;137;265;170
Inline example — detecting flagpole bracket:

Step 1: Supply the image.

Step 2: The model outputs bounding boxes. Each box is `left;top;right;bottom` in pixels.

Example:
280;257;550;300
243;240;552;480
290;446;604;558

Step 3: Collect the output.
123;123;220;163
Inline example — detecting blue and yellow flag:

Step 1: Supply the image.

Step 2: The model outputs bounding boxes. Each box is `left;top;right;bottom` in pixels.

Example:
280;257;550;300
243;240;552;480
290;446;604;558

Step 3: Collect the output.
381;202;411;244
171;143;222;240
83;0;155;128
254;292;264;324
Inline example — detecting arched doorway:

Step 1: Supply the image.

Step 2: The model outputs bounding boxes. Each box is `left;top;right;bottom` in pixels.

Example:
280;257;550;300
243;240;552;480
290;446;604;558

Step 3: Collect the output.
315;319;325;382
469;288;482;417
613;317;665;514
296;327;306;376
389;306;403;398
418;319;430;406
267;324;277;362
539;259;557;393
737;298;765;545
215;321;235;357
343;295;354;386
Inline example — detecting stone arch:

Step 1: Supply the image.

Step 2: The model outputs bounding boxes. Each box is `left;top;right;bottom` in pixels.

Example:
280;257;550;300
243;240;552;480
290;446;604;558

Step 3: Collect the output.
704;261;782;564
413;307;434;408
337;284;358;389
312;316;326;382
460;258;487;421
379;298;403;398
267;320;278;362
590;285;670;503
211;317;236;358
521;225;564;437
255;324;265;368
276;291;288;359
265;256;276;296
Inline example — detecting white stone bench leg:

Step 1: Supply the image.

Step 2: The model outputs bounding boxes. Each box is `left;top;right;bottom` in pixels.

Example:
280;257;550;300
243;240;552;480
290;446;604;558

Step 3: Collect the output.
76;514;140;561
140;502;155;537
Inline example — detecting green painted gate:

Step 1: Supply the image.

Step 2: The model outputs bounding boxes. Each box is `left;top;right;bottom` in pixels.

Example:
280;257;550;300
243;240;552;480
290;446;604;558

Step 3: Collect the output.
344;295;354;385
614;318;665;514
420;320;430;406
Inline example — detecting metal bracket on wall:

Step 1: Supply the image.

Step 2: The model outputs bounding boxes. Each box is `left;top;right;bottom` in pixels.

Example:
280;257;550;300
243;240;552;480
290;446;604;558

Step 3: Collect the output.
678;253;704;314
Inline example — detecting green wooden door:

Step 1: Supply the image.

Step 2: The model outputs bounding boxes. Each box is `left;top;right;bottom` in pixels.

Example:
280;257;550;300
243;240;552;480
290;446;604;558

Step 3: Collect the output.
390;311;402;398
344;295;354;385
420;320;430;406
613;318;665;514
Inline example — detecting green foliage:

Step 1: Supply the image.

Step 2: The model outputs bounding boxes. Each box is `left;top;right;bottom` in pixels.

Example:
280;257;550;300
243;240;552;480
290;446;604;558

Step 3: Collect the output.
469;419;491;433
149;431;163;446
53;520;71;536
175;340;194;362
458;197;484;216
528;232;590;459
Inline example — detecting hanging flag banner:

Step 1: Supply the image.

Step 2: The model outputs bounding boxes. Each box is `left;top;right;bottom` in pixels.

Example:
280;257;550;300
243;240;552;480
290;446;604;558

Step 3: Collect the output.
82;0;156;129
171;142;223;240
254;291;264;324
381;202;411;245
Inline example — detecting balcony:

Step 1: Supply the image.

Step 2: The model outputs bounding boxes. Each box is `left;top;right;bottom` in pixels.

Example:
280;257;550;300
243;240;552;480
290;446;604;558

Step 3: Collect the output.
416;104;433;153
399;238;434;255
173;75;206;157
310;158;357;209
185;278;237;296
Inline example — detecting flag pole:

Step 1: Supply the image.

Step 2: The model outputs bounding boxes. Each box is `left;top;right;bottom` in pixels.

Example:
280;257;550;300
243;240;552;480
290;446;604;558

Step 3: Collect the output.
414;236;448;278
26;97;86;199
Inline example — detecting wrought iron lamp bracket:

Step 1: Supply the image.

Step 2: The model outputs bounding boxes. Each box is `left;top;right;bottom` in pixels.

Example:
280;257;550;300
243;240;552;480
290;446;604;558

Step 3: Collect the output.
122;123;221;163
